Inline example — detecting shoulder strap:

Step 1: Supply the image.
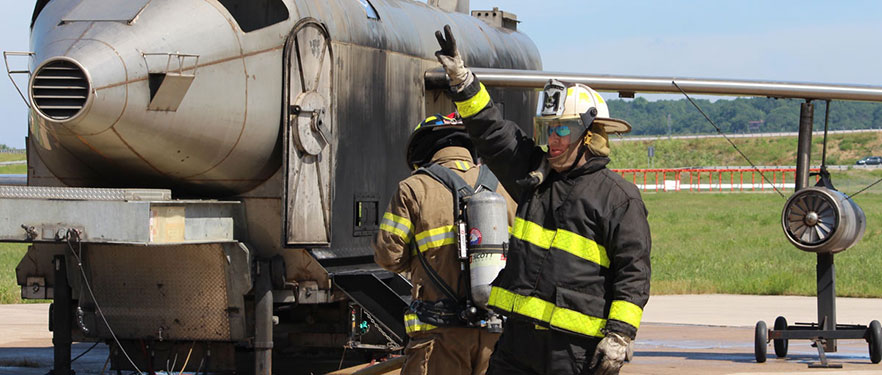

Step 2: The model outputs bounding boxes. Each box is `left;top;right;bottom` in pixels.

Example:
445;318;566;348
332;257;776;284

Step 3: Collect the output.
417;163;474;199
474;165;499;193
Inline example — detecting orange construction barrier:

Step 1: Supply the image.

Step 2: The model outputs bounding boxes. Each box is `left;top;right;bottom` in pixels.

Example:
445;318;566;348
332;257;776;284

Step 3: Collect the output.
610;168;820;192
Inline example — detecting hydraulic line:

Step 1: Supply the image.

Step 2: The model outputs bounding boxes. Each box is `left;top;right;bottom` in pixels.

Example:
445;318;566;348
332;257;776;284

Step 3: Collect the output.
178;342;195;375
65;230;144;374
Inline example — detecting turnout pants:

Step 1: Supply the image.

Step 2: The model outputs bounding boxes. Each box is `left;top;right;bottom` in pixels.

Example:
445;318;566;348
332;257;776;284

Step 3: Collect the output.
401;327;500;375
487;320;601;375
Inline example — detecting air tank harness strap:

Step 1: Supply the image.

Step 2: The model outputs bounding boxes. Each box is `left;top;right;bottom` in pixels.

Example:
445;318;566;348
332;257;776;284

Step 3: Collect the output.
409;163;499;315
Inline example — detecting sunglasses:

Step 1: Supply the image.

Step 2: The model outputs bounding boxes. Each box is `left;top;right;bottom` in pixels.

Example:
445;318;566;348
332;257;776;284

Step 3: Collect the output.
546;124;572;137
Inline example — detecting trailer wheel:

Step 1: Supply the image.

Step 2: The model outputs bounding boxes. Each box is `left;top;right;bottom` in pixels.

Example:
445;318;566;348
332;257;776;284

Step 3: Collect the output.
870;320;882;364
755;321;768;363
774;316;788;358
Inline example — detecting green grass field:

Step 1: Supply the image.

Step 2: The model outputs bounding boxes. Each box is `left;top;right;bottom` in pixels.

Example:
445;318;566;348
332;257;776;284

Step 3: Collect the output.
0;243;26;304
0;152;26;174
609;131;882;168
645;192;882;297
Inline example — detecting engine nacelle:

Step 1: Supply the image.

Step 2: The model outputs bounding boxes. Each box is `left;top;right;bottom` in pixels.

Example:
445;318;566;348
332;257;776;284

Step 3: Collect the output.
782;186;866;254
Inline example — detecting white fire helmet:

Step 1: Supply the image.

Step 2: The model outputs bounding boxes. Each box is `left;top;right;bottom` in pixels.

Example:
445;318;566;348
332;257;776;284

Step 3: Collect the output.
533;79;631;148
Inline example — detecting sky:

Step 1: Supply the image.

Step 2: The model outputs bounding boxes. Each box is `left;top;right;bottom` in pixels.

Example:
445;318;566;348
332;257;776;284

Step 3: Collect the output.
2;1;882;148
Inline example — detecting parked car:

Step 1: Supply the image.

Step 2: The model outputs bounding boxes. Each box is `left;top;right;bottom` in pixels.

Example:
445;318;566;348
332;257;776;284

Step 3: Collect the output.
856;156;882;165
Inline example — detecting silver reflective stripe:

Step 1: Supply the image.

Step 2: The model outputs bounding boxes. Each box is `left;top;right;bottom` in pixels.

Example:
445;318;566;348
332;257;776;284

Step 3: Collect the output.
415;226;456;252
380;217;412;238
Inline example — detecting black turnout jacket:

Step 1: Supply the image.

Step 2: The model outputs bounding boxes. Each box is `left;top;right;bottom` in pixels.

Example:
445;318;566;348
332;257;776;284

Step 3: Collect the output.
452;80;652;339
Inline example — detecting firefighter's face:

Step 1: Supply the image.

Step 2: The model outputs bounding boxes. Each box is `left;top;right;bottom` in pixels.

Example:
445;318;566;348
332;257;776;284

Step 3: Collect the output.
547;122;575;157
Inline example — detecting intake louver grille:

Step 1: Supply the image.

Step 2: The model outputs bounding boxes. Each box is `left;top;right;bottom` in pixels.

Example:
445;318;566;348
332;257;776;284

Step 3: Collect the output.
31;59;90;121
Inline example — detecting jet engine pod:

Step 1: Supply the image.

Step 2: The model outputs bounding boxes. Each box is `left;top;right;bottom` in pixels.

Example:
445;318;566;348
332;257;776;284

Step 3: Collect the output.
782;187;866;253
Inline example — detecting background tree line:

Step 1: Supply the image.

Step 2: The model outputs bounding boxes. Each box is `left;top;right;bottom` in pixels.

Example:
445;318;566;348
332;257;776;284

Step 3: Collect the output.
607;97;882;136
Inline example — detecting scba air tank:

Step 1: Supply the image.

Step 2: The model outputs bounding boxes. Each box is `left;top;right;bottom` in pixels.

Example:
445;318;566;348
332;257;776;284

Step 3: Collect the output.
465;190;509;309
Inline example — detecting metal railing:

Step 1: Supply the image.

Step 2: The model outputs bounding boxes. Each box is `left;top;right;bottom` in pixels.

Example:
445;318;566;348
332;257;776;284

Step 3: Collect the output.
612;168;821;192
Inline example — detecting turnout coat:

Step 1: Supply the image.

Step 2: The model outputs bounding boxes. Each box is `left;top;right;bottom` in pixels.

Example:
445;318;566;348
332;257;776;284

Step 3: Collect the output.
453;80;652;339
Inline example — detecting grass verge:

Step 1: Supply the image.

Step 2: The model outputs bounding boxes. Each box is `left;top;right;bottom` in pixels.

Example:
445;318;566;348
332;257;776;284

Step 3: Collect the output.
0;243;27;304
610;132;882;168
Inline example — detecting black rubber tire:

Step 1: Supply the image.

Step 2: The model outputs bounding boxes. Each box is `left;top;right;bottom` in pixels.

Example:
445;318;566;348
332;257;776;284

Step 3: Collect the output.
774;316;788;358
755;321;768;363
870;320;882;364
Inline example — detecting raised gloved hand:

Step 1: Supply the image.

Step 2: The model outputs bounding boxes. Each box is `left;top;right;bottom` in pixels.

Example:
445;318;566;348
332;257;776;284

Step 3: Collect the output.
434;24;473;90
589;331;632;375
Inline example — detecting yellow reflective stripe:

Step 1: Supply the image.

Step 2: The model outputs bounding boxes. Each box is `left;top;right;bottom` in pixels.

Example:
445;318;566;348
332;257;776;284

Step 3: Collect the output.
404;313;437;334
488;287;606;338
511;218;555;249
549;308;606;338
380;212;413;243
489;287;553;323
414;225;456;253
609;300;643;330
551;229;610;268
452;161;471;171
510;218;609;268
382;212;413;232
455;83;491;118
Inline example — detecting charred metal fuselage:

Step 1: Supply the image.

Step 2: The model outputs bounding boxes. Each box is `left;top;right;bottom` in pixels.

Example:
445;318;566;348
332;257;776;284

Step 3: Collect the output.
14;0;541;373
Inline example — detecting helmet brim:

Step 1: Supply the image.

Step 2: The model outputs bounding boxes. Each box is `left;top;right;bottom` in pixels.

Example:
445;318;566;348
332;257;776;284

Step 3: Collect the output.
594;118;632;134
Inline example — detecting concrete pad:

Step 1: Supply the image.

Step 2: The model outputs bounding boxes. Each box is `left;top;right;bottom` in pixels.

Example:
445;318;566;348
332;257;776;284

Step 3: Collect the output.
0;304;50;348
2;296;882;374
643;294;882;327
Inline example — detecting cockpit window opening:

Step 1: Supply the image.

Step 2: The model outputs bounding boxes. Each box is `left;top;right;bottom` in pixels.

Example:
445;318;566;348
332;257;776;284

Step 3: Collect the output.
358;0;380;20
217;0;290;33
31;0;51;28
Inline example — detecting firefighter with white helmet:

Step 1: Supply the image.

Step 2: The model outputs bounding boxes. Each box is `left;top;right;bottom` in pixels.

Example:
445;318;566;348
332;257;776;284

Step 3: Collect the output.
374;114;517;375
434;25;651;375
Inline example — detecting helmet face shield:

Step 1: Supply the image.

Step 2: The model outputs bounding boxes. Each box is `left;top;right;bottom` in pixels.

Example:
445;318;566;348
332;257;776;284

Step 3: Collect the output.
533;117;585;148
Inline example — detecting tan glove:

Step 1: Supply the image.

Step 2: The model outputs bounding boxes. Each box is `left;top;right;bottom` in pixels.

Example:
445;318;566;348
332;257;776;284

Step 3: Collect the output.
434;25;473;90
589;331;633;375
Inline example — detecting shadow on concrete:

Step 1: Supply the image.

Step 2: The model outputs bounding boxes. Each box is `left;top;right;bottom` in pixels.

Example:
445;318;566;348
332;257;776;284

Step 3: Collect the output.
634;350;873;366
0;343;109;375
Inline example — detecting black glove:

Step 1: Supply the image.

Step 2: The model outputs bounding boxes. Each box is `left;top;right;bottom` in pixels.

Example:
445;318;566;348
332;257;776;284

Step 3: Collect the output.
434;25;472;89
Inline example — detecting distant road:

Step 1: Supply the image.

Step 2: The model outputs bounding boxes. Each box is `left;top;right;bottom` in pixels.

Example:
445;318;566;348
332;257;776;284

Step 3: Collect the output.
0;161;25;165
612;128;882;142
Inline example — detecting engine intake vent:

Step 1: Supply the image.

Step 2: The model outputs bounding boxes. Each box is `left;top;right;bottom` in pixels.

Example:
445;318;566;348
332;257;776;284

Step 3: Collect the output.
31;59;90;121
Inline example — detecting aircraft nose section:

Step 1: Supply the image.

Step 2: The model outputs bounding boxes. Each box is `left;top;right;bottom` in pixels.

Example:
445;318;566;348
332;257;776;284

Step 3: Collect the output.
30;58;92;122
30;39;128;134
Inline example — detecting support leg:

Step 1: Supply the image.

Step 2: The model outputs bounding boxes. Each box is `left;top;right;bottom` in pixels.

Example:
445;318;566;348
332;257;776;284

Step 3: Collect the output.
254;261;273;375
808;338;842;368
52;255;72;375
817;253;837;352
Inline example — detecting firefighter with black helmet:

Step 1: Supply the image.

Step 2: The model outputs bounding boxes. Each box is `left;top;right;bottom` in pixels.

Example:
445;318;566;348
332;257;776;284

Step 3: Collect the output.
434;25;652;375
374;113;517;375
